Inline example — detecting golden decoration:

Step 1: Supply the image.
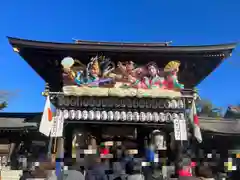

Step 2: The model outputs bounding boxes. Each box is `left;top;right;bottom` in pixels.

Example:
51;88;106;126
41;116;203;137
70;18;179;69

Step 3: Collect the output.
164;60;181;72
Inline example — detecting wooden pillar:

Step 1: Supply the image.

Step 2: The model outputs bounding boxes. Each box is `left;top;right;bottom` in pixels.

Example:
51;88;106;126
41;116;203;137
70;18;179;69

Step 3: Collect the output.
174;141;183;177
9;140;21;170
64;127;71;160
56;138;64;160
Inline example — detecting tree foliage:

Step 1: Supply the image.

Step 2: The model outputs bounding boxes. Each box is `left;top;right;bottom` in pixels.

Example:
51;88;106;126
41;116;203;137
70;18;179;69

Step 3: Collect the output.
196;99;223;118
0;102;7;110
0;90;18;110
225;105;240;119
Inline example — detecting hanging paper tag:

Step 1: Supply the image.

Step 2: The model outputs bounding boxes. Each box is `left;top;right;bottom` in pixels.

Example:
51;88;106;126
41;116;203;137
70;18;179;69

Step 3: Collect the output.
173;118;181;141
50;116;64;137
179;119;188;141
56;115;64;137
50;117;58;137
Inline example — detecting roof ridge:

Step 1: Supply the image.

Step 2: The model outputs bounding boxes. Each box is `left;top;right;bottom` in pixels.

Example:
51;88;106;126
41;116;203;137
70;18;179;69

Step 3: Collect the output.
7;36;238;49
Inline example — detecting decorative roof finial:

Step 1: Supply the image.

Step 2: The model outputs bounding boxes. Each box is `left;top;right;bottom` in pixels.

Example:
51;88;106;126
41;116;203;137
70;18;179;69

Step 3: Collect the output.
165;41;173;46
42;83;50;96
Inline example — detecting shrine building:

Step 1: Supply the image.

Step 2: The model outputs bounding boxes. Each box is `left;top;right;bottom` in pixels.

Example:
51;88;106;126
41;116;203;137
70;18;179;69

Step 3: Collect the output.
6;37;237;172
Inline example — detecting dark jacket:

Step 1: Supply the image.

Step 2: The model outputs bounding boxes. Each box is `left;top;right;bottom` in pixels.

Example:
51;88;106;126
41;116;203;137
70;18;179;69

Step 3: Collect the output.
20;171;33;180
85;163;108;180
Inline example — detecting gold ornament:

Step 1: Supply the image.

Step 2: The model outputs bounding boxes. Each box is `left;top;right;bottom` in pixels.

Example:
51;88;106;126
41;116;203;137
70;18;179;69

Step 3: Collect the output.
164;61;181;72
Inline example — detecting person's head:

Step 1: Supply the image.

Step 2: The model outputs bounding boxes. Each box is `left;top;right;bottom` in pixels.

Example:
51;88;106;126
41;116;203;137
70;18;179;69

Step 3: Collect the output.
197;165;213;178
125;160;141;175
126;61;134;71
146;62;159;77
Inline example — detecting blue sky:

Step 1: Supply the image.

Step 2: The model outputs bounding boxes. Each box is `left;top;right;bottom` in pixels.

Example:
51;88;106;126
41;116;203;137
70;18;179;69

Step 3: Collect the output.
0;0;239;112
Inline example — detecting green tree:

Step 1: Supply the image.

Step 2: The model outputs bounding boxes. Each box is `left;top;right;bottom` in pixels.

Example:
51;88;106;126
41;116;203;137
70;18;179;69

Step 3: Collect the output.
0;102;7;110
0;90;18;110
225;105;240;119
196;99;223;118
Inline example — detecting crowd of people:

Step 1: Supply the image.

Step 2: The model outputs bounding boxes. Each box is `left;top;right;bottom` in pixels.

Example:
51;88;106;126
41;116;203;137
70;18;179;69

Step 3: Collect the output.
18;143;227;180
19;154;221;180
15;131;239;180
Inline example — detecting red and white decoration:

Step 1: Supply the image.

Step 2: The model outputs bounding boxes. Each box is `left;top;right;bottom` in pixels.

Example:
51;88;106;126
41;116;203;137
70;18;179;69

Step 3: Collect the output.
39;96;55;136
189;99;202;143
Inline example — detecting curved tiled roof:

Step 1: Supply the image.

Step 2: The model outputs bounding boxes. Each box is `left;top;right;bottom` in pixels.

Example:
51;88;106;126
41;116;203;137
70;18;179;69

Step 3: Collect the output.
199;117;240;135
8;37;237;53
0;117;37;129
7;37;238;89
0;112;40;130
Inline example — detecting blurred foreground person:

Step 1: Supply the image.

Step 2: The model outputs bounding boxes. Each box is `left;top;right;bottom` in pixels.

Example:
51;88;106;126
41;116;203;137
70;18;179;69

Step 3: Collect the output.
125;160;144;180
20;170;34;180
195;165;215;180
62;169;85;180
176;158;201;180
85;155;108;180
61;160;85;180
111;148;126;180
143;162;163;180
40;159;85;180
19;161;55;180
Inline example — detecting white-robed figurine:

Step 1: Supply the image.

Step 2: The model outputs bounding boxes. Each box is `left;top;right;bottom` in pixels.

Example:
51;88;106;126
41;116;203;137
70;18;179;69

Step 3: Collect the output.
151;130;166;151
145;130;167;164
144;130;168;180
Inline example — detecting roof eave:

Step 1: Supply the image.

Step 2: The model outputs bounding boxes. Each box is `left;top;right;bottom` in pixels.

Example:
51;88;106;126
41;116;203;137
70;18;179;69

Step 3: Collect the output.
7;37;238;53
0;112;42;118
